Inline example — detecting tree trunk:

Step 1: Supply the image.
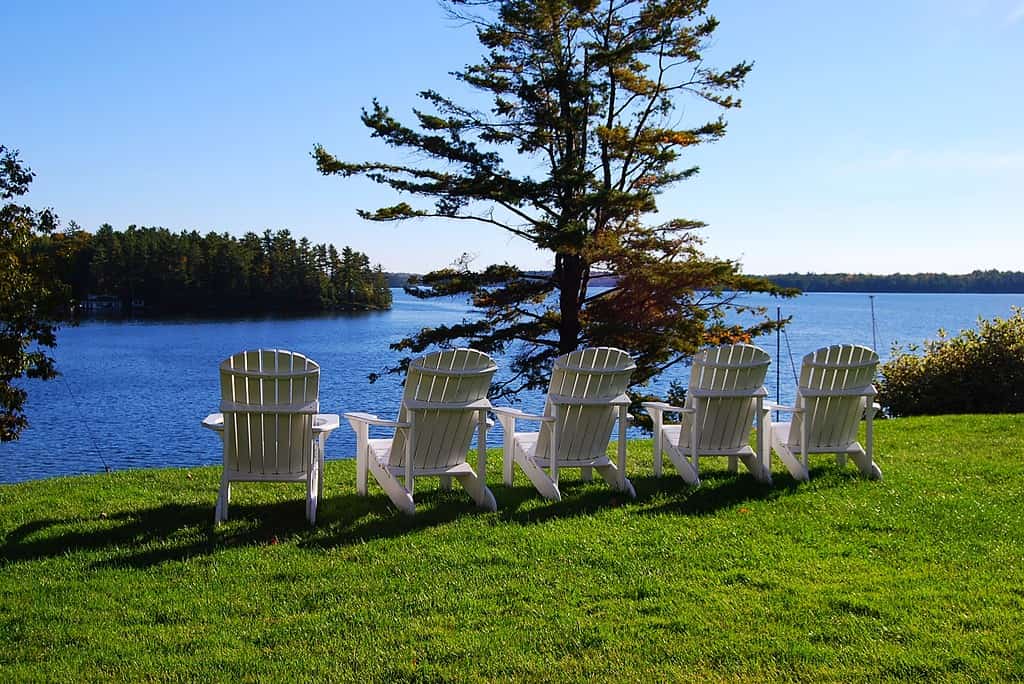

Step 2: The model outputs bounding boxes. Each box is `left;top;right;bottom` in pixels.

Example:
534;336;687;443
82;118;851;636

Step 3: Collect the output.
557;252;584;354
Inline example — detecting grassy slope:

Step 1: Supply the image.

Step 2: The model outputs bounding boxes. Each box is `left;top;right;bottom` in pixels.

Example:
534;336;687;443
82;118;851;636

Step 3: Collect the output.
1;415;1023;682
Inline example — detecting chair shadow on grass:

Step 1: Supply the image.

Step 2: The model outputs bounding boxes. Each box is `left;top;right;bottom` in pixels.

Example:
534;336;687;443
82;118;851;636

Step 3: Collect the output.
1;502;215;568
1;465;851;566
493;480;634;524
632;463;846;517
1;497;351;569
305;486;505;549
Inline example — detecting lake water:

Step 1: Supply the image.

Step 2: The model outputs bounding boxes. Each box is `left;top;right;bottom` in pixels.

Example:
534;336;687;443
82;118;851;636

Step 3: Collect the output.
2;290;1021;483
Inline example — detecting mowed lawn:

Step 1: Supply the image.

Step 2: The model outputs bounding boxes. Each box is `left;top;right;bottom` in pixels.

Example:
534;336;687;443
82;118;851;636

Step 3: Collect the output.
1;415;1022;682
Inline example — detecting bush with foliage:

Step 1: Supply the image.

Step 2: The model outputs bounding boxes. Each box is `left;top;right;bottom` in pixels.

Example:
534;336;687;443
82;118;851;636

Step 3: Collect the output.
878;307;1024;416
1;145;73;441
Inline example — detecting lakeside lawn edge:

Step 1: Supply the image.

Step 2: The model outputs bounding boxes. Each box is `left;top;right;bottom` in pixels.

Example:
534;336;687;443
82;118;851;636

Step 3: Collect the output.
2;414;1023;682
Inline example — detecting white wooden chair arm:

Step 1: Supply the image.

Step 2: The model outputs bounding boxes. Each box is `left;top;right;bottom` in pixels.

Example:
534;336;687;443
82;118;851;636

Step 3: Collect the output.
549;392;631;407
343;412;410;429
491;406;555;423
204;412;340;435
765;402;802;414
313;414;341;435
202;413;224;431
642;401;692;415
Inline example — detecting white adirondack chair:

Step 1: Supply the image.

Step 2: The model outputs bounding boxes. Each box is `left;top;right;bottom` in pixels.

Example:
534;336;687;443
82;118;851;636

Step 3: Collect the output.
767;344;883;481
643;343;772;486
345;348;498;515
494;347;637;502
202;349;339;525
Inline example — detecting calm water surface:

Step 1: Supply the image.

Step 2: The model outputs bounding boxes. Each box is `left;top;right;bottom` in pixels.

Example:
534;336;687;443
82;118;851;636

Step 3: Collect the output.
2;290;1021;482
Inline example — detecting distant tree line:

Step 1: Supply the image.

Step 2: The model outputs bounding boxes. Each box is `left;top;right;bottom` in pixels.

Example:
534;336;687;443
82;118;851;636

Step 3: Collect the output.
765;270;1024;294
36;224;392;316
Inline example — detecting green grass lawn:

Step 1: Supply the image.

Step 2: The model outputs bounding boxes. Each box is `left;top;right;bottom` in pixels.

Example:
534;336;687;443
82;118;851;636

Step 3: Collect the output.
2;415;1023;682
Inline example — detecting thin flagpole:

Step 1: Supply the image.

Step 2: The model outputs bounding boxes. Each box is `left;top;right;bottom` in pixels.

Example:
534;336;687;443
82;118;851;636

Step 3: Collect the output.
776;306;781;420
869;295;878;351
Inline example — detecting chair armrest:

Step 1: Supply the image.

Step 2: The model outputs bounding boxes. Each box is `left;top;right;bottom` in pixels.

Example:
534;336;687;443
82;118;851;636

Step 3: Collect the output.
343;412;410;429
765;403;802;414
642;401;692;415
207;412;341;435
313;414;341;434
202;413;224;431
491;406;555;423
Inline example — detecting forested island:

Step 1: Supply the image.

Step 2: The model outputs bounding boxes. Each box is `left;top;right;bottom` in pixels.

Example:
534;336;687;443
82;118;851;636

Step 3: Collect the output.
764;271;1024;294
37;225;392;316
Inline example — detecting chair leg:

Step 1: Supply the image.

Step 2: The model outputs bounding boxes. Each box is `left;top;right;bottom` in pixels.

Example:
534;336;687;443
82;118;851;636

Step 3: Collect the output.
514;448;562;501
368;456;416;514
215;474;230;524
501;421;515;486
307;461;319;526
771;427;809;482
354;426;369;496
738;454;771;483
455;471;497;511
317;435;326;504
850;448;883;480
595;464;636;499
663;441;700;486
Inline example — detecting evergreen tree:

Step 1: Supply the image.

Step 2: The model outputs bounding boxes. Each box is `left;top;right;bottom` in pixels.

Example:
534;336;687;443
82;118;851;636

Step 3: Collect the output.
37;223;390;316
315;0;791;398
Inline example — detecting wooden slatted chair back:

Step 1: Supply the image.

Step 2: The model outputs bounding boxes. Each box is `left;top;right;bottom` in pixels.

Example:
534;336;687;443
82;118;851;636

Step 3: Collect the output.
536;347;636;461
219;349;319;476
685;343;770;451
390;348;497;470
790;344;879;450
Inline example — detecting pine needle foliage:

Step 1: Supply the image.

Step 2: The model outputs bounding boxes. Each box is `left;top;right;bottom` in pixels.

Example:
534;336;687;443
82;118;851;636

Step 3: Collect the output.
315;0;793;400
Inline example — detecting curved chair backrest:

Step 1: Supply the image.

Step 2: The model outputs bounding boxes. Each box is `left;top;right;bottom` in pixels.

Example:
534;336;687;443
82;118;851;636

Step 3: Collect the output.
790;344;879;450
219;349;319;476
685;343;770;451
390;348;497;470
537;347;636;461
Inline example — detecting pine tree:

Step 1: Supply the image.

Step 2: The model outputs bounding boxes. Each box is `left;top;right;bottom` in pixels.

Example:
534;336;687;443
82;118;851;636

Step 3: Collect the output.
315;0;792;399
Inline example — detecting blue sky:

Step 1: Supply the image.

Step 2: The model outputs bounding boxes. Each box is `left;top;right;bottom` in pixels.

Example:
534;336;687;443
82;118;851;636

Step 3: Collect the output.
4;1;1022;274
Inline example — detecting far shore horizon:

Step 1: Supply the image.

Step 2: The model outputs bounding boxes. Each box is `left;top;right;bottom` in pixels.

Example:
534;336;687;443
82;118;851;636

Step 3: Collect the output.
385;269;1024;294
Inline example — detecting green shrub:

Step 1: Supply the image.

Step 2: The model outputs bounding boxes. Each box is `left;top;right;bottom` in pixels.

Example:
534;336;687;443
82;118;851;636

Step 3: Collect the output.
878;307;1024;416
